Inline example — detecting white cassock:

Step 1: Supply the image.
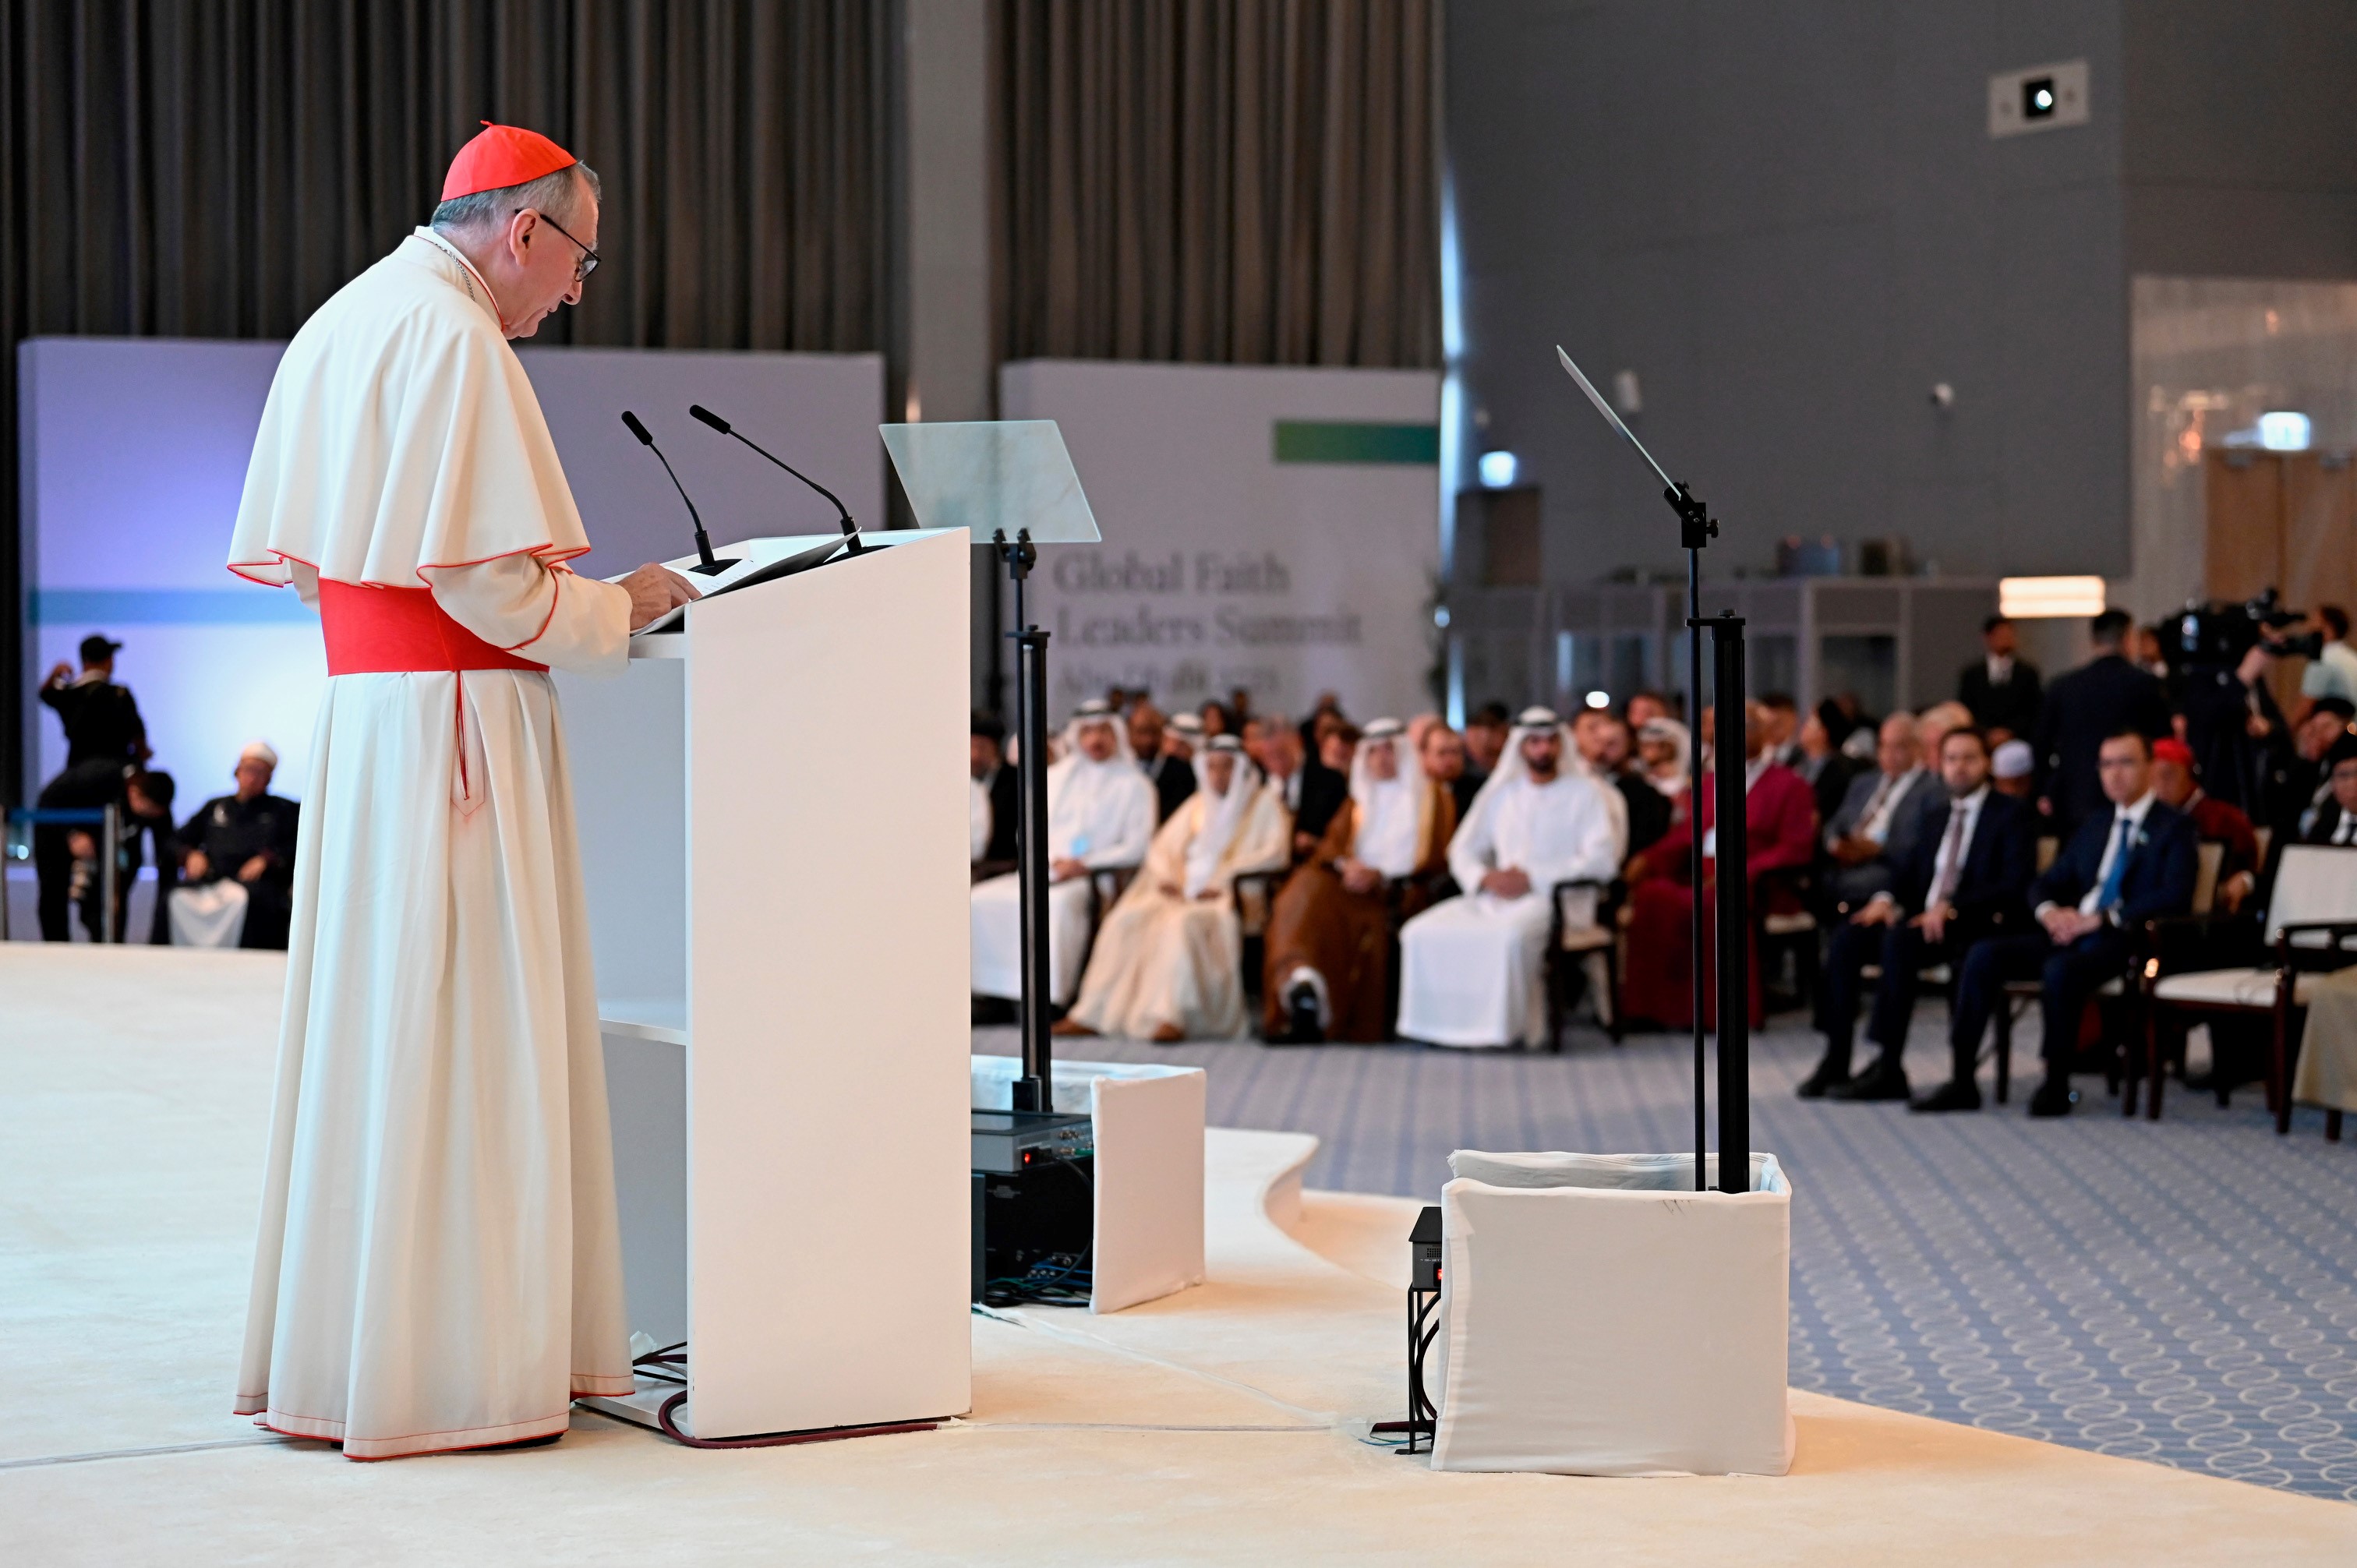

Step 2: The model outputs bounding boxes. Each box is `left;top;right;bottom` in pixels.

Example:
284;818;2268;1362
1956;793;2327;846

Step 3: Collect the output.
224;228;635;1458
1397;768;1623;1049
1066;766;1292;1040
970;742;1155;1004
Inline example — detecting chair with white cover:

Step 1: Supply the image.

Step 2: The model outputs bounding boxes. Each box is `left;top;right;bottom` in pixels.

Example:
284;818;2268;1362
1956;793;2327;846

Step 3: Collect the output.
1426;1150;1793;1477
2143;845;2357;1132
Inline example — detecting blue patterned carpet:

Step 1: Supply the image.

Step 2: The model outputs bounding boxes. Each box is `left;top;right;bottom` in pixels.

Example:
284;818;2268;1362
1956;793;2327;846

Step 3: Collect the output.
978;1012;2357;1501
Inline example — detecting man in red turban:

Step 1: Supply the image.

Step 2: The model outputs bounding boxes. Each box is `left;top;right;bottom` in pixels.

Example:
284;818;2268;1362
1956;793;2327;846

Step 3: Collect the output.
228;125;697;1458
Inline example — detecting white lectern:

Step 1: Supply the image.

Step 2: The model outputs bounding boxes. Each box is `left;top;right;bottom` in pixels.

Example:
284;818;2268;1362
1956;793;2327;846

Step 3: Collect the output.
556;527;972;1441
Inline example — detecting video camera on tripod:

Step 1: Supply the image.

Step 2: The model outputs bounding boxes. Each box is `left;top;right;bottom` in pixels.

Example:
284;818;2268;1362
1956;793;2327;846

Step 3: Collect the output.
2169;587;2326;671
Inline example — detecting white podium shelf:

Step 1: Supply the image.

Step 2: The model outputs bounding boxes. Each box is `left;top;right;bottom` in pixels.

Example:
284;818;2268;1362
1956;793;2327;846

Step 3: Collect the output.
560;528;974;1441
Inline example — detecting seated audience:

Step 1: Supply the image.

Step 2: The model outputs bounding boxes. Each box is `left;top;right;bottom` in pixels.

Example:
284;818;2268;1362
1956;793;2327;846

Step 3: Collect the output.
1130;701;1197;822
1991;738;2035;800
2149;737;2259;912
971;712;1019;866
1634;716;1691;800
170;742;300;950
1821;714;1931;915
2307;733;2357;845
1942;729;2196;1118
1161;711;1204;815
1457;701;1511;808
1794;699;1857;828
1295;717;1355;849
1800;726;2034;1104
1758;692;1804;768
124;769;178;945
1620;702;1817;1030
1058;736;1290;1042
1417;720;1468;815
2268;697;2355;844
1626;690;1672;730
1264;719;1459;1043
1396;708;1622;1049
1575;707;1670;856
1959;613;2041;742
970;701;1155;1006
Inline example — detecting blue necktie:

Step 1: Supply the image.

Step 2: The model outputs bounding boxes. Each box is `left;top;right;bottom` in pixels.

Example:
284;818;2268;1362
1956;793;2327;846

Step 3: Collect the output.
2094;814;2132;913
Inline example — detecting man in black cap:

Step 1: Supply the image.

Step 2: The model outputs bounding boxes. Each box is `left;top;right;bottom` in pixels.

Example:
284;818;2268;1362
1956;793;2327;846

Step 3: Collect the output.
39;634;147;770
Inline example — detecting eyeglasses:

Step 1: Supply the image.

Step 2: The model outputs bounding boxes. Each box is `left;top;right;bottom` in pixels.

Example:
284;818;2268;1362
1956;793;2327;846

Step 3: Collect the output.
519;208;601;281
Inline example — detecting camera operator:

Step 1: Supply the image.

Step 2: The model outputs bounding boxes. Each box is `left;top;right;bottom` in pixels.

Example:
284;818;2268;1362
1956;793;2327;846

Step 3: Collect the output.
2175;589;2320;820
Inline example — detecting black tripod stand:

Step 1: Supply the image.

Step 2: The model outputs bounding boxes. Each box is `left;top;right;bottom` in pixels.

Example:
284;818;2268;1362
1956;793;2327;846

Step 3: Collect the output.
1559;350;1751;1195
995;527;1055;1114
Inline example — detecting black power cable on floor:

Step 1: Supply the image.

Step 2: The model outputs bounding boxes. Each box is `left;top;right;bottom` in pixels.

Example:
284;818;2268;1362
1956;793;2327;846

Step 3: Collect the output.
624;1340;937;1450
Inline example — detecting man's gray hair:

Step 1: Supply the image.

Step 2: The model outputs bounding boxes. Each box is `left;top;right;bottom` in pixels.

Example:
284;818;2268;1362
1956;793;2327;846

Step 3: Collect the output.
431;161;600;238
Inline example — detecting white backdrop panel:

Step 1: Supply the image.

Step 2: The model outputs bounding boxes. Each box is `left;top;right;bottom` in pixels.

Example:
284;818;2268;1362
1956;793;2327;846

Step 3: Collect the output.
999;359;1441;724
18;336;881;803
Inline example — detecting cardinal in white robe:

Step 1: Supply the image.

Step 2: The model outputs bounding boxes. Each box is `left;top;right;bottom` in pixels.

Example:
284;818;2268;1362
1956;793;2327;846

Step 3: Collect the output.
970;700;1157;1005
1059;736;1292;1042
1397;708;1625;1049
226;125;699;1460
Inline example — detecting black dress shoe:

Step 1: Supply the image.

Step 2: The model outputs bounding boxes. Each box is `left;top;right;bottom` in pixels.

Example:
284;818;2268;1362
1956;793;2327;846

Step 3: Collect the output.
1909;1078;1983;1113
1795;1056;1853;1099
1829;1056;1911;1102
1284;983;1324;1046
2027;1078;2076;1118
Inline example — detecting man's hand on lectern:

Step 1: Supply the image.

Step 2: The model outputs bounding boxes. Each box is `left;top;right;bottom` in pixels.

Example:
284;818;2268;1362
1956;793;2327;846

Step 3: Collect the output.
623;563;701;630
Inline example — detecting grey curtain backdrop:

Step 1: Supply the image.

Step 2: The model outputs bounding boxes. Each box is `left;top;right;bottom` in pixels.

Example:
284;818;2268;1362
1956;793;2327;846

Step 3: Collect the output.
2;0;888;798
995;0;1440;369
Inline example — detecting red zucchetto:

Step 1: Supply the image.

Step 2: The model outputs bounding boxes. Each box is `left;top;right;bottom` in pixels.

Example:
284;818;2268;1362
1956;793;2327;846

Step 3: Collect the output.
440;122;578;202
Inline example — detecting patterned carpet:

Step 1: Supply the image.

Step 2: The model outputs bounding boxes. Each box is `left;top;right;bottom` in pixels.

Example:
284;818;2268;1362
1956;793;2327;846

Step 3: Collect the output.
977;1010;2357;1501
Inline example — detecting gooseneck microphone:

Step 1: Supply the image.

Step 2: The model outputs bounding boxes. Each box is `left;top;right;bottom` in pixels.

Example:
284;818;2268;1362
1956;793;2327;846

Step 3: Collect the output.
620;410;737;576
687;404;864;554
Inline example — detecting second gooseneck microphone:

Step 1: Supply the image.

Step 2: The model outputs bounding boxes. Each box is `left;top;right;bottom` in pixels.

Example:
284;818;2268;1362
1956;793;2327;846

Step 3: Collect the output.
688;404;863;554
621;410;737;576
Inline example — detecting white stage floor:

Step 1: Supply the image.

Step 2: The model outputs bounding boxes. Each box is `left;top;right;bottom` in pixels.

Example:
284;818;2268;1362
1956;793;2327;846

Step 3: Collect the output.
5;946;2354;1563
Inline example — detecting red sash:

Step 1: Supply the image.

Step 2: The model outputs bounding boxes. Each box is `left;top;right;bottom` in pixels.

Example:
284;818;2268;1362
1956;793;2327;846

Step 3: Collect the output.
320;581;546;676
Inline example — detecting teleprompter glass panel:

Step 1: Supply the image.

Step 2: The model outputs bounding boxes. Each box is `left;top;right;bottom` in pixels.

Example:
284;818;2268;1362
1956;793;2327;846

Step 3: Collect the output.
879;420;1102;544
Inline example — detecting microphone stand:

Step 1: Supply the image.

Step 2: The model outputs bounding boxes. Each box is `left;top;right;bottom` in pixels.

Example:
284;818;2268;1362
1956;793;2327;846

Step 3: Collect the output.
1557;348;1750;1196
995;527;1053;1114
689;404;864;557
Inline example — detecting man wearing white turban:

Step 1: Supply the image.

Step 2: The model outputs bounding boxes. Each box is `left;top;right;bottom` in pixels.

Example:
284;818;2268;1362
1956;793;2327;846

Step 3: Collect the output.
168;740;302;950
1262;719;1458;1042
970;700;1157;1006
1058;736;1292;1041
1396;707;1624;1048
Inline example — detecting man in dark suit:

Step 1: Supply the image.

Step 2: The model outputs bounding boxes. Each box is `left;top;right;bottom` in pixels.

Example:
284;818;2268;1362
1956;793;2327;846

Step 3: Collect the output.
1819;713;1934;915
2033;609;2172;837
1940;729;2197;1117
971;712;1020;867
1801;727;2033;1101
2307;734;2357;846
1127;701;1198;823
1957;615;2042;741
2267;697;2354;846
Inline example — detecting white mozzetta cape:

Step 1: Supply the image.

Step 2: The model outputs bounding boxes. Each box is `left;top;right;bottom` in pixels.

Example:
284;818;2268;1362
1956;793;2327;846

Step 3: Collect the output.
229;229;591;587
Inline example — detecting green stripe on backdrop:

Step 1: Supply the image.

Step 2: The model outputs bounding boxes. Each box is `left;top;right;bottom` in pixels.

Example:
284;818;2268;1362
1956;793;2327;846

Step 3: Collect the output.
1271;421;1440;464
30;589;313;626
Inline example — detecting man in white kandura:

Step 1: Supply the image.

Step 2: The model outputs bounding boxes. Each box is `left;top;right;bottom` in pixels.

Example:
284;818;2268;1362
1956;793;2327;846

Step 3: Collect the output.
1059;735;1292;1042
970;699;1157;1007
226;124;699;1460
1396;707;1624;1049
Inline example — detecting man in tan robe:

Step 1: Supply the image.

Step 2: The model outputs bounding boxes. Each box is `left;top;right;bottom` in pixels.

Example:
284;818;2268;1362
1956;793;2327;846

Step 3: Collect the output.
1058;736;1291;1042
1263;719;1458;1043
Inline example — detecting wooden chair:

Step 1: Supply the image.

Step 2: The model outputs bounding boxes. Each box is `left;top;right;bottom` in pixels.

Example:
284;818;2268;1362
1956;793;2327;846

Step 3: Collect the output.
1546;877;1625;1049
2142;845;2357;1132
1067;863;1143;996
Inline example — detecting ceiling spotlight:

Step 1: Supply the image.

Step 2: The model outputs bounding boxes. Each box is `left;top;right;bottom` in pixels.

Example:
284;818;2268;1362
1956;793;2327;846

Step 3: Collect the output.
2023;77;2056;120
1999;576;2107;619
1478;450;1519;489
1584;690;1611;710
